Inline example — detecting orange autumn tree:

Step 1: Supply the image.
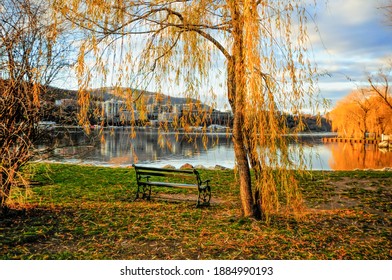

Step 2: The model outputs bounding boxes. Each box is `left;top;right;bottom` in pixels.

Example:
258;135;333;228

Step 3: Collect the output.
367;94;392;136
329;88;392;138
53;0;320;220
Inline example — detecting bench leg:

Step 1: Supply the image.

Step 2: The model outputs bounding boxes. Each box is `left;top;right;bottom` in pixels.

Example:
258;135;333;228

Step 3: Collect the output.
197;185;211;207
144;185;152;200
134;184;152;201
133;184;141;201
140;184;151;200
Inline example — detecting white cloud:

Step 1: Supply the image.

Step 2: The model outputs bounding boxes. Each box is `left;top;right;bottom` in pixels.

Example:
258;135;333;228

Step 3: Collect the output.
327;0;381;26
306;0;392;107
311;0;392;53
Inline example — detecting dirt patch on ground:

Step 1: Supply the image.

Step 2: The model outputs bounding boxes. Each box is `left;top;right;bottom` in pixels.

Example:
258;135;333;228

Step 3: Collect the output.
150;176;392;214
151;193;227;205
309;176;392;213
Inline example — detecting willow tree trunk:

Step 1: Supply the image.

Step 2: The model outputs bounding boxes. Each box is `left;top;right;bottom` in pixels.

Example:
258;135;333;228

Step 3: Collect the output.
227;3;256;218
232;102;255;218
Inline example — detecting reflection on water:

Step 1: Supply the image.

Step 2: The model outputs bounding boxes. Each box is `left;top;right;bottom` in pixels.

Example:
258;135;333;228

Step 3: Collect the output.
95;128;233;167
328;142;392;170
40;127;235;168
37;128;392;170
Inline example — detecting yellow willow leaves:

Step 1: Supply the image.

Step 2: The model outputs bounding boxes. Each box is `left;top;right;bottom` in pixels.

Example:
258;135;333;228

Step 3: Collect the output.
32;83;40;107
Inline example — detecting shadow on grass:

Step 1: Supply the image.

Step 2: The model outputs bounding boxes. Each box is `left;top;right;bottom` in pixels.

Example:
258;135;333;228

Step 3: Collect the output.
0;207;73;259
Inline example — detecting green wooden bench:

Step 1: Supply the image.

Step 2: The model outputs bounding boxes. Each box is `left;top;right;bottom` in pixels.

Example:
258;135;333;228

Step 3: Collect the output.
132;164;211;207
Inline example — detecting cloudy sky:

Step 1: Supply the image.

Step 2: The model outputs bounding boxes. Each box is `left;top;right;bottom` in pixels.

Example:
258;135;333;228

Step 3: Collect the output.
311;0;392;107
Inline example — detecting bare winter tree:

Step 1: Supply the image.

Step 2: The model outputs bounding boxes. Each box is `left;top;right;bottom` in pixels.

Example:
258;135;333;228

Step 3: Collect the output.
0;0;71;213
367;68;392;110
366;3;392;111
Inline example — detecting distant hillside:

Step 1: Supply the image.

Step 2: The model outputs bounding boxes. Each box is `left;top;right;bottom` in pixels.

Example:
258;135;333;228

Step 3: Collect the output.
45;86;205;107
42;86;77;102
89;87;206;107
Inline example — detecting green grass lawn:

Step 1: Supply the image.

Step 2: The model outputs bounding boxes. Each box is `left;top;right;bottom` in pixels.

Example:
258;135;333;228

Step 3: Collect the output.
0;163;391;259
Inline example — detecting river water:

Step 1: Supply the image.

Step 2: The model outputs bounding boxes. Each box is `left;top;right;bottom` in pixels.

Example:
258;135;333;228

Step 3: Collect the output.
36;127;392;170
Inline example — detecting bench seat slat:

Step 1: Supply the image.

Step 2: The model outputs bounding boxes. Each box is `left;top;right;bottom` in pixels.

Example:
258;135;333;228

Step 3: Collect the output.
138;171;193;179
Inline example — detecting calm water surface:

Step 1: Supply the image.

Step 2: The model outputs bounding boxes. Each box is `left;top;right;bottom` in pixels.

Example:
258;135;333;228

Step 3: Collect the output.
37;127;392;170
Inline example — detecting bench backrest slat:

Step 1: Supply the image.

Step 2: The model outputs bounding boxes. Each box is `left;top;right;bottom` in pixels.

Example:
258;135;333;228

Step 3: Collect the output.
133;164;202;186
133;165;194;174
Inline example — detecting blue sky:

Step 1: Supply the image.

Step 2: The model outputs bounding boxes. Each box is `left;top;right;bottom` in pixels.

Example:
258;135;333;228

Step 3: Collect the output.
311;0;392;107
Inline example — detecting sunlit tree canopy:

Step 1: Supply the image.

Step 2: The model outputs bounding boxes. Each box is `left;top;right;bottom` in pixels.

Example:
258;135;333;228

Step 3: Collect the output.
329;88;392;138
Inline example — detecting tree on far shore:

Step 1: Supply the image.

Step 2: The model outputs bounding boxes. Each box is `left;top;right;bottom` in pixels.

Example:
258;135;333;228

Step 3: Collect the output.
329;88;392;138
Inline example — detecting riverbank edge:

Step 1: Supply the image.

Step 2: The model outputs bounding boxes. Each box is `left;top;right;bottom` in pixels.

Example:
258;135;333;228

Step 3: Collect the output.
33;159;392;172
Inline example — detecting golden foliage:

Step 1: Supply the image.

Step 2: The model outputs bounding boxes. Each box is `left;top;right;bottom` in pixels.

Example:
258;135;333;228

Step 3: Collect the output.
329;89;392;138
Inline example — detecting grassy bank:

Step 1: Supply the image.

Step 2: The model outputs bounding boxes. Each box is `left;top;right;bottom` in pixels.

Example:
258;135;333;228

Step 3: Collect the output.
1;163;391;259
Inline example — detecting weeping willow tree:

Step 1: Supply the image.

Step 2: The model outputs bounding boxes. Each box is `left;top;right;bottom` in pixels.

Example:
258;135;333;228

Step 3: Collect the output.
54;0;319;220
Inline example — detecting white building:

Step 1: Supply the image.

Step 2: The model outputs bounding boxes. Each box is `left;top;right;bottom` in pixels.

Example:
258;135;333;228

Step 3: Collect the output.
102;99;142;123
158;112;180;122
102;99;125;119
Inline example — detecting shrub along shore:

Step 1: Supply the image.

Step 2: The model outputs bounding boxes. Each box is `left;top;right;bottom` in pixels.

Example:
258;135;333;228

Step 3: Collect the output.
0;163;391;259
